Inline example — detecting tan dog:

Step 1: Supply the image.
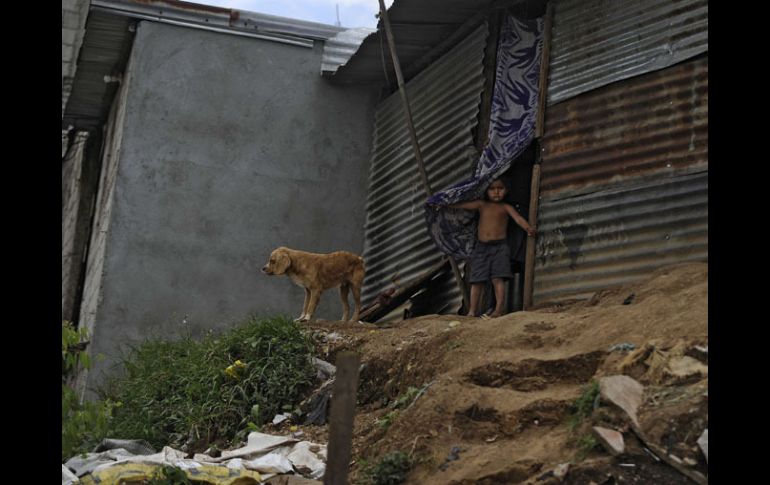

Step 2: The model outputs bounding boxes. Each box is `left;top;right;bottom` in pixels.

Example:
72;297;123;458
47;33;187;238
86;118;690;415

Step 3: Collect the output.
262;247;365;322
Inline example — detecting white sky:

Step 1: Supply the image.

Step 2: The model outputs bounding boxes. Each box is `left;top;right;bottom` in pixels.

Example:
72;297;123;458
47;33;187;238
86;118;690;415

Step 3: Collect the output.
196;0;394;29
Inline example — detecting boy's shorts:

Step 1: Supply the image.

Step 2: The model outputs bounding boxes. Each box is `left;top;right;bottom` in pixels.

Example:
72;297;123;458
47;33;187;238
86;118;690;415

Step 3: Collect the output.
468;239;513;283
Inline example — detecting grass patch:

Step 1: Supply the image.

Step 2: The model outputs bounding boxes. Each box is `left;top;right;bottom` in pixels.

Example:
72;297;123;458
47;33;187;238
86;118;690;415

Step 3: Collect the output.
102;315;315;451
358;451;412;485
62;322;118;461
567;380;599;431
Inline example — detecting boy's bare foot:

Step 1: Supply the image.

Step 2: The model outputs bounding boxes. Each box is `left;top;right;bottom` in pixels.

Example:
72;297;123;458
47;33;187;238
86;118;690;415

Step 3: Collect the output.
480;314;491;320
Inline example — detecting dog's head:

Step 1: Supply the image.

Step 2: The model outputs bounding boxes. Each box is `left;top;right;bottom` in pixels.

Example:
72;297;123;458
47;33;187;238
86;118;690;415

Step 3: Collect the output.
262;247;291;275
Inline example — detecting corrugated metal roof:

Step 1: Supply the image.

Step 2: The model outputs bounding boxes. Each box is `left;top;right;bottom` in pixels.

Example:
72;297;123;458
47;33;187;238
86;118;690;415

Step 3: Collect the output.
62;10;135;131
534;168;707;304
321;27;375;76
63;0;349;131
92;0;343;44
328;0;545;84
361;23;488;308
547;0;708;105
541;55;708;194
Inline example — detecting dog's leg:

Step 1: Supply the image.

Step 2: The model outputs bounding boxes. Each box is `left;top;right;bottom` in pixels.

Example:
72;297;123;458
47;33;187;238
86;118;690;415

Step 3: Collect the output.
339;283;350;321
295;288;311;322
305;289;322;321
350;283;362;322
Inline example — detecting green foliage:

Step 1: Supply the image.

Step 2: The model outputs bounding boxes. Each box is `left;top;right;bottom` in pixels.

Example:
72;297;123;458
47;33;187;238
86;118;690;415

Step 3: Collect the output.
103;316;315;451
574;433;600;461
390;386;421;410
377;410;400;429
567;380;599;431
359;451;412;485
62;322;119;461
147;465;193;485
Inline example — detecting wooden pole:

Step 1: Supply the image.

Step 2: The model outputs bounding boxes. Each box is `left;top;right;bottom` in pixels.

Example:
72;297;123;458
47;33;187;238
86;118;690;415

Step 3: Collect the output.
522;163;540;310
378;0;470;308
524;2;554;310
323;352;360;485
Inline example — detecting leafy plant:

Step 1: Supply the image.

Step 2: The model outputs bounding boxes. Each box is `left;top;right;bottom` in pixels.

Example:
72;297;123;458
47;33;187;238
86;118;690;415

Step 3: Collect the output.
62;321;119;461
102;315;316;451
574;433;600;461
567;379;599;431
359;451;412;485
147;465;193;485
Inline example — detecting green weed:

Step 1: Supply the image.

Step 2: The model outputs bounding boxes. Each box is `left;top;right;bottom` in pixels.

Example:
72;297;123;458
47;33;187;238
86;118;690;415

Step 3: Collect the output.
102;315;315;451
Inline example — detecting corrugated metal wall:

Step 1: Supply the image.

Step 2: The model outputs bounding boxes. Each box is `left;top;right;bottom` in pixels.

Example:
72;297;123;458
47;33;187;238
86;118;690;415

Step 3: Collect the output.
534;55;708;304
547;0;708;105
361;22;488;309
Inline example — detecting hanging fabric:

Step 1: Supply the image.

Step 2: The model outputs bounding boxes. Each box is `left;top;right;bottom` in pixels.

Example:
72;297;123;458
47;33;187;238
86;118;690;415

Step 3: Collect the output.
425;14;543;261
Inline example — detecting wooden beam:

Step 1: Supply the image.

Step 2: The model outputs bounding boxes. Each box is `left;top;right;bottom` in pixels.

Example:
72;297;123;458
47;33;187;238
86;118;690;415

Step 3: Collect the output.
522;162;541;310
323;352;360;485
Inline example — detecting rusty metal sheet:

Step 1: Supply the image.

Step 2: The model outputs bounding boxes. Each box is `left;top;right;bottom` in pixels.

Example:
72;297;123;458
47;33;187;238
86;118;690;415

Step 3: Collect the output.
547;0;708;105
541;56;707;195
533;169;707;304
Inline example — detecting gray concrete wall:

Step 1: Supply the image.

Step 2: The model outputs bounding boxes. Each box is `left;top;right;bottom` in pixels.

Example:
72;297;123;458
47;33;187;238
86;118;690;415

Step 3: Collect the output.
85;21;377;392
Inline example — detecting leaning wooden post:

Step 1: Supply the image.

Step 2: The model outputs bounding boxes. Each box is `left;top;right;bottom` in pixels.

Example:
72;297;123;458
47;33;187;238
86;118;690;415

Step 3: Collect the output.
378;0;470;307
323;352;360;485
522;163;541;310
524;2;554;310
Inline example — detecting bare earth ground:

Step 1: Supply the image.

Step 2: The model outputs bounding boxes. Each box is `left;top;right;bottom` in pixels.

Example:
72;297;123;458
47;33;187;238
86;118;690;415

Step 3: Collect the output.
263;262;708;484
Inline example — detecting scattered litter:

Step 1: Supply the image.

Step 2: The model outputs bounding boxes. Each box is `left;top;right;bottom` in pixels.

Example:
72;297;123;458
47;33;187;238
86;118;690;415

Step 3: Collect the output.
553;463;570;479
273;412;292;425
643;447;661;462
608;342;637;353
697;429;708;463
618;463;636;468
311;358;336;380
93;438;155;456
623;293;636;305
62;464;79;485
448;320;461;328
485;435;498;443
438;446;462;470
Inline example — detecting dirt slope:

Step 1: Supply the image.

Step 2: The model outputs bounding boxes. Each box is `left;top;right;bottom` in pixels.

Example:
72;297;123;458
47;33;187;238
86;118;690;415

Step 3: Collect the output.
271;262;708;484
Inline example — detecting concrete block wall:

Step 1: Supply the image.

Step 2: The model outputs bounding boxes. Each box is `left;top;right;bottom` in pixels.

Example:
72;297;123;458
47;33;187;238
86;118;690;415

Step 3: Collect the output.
83;21;377;393
62;132;90;322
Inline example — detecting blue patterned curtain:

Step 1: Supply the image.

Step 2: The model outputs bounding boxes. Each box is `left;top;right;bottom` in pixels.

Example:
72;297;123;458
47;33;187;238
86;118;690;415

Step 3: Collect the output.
424;14;543;261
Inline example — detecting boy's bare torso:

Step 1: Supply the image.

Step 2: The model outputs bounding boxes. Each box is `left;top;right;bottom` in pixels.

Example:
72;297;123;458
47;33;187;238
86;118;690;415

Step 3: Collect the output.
477;202;512;241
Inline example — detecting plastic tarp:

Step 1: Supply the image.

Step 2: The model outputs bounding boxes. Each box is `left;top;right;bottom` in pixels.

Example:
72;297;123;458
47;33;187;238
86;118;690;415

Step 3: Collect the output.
64;432;327;484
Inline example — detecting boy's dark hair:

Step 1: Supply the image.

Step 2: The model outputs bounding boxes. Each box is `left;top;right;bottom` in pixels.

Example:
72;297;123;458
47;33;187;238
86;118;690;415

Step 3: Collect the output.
483;177;507;200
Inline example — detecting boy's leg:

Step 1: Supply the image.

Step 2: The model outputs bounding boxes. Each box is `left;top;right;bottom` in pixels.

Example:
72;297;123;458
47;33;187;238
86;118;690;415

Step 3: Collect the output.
490;278;506;317
469;283;484;317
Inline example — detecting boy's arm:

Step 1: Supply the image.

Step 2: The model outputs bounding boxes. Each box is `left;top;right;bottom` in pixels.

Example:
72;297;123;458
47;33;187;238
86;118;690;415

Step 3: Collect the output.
505;204;537;236
447;200;483;211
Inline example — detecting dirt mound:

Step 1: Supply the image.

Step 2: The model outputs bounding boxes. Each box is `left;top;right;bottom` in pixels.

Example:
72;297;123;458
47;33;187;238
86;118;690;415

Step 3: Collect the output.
273;262;708;484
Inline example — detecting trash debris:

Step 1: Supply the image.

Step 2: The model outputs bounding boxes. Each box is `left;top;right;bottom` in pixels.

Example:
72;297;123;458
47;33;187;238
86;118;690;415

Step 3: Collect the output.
623;293;636;305
93;438;156;455
697;429;708;463
553;463;570;479
592;426;625;455
608;342;637;353
62;464;79;485
438;446;462;470
618;463;636;468
311;358;336;380
598;375;645;427
448;320;461;328
273;412;292;425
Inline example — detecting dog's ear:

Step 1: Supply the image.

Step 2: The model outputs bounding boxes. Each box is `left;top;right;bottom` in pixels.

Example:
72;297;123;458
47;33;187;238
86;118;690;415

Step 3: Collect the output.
273;249;291;275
